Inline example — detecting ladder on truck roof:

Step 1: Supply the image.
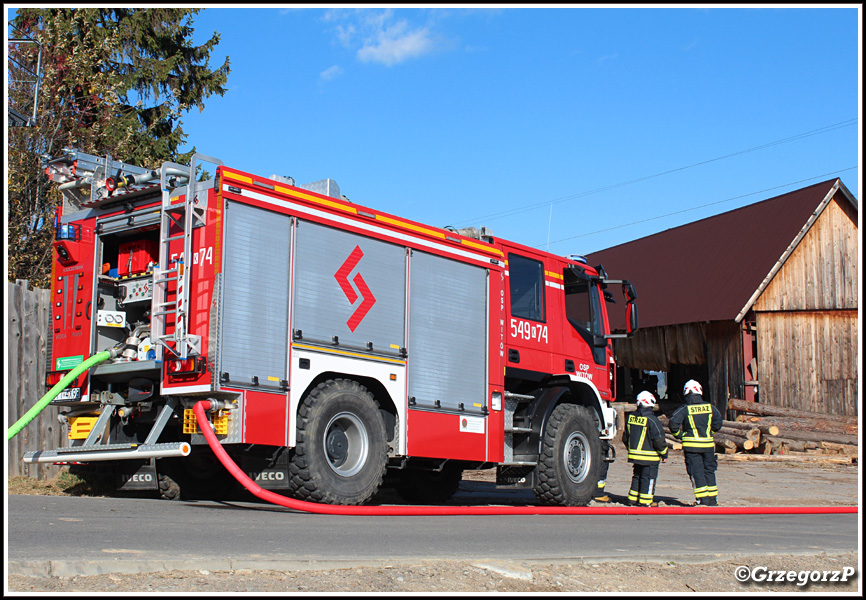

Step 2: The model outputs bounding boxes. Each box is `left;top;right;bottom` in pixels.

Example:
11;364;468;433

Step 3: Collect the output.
151;154;223;361
44;150;161;211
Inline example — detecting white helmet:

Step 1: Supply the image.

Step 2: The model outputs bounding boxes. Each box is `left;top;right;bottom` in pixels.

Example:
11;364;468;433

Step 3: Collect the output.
683;379;703;396
636;390;656;408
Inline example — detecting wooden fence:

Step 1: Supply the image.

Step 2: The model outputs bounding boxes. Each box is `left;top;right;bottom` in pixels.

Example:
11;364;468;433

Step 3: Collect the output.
7;280;61;479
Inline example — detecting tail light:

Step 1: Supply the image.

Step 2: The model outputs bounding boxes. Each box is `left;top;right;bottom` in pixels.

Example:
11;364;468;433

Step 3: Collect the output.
45;370;82;388
167;357;206;376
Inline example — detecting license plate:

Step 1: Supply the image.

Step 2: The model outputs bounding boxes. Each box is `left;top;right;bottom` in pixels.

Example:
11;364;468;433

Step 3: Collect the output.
56;387;82;401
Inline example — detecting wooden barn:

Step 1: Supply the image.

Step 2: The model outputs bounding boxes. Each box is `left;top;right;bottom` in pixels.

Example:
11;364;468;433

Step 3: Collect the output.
586;179;859;418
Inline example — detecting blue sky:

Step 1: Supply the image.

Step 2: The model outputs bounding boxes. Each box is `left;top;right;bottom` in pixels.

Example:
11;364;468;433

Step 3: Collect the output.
17;5;865;256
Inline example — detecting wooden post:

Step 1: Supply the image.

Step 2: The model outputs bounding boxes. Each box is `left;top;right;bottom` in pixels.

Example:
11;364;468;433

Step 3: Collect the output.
727;398;857;424
714;432;754;452
761;435;818;453
736;415;857;436
724;419;780;436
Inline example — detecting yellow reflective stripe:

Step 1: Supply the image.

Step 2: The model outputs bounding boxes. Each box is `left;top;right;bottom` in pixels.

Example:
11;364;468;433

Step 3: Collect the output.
292;343;406;365
376;214;445;238
461;237;504;256
223;170;503;257
686;413;698;438
636;422;648;451
628;449;662;456
223;171;252;184
682;441;715;448
628;452;662;461
288;188;358;214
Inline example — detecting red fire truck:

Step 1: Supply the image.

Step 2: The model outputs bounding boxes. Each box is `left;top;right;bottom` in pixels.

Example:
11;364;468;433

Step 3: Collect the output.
27;150;638;506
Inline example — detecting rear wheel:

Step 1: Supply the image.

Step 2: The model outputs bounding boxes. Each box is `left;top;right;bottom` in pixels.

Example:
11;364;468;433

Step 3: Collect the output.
290;379;388;505
158;452;238;501
157;471;181;501
533;403;601;506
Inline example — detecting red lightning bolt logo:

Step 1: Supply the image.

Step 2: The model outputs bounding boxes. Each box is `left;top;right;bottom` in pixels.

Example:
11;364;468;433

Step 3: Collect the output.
334;245;377;332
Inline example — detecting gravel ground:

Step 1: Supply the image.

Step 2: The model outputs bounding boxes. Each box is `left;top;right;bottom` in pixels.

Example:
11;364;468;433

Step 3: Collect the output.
6;442;861;594
6;553;861;593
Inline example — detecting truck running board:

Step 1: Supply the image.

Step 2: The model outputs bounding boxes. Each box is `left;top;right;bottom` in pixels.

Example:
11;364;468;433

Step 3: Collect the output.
22;441;191;464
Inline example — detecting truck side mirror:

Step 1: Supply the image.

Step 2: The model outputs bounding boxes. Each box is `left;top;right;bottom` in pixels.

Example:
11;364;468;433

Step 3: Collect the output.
626;302;639;334
622;281;637;303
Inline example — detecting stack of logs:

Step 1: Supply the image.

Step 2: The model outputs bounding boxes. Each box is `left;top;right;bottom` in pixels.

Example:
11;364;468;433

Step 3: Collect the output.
658;398;858;464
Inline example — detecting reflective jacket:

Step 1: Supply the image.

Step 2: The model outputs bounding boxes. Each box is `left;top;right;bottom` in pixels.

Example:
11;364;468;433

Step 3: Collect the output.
622;405;668;465
668;393;723;452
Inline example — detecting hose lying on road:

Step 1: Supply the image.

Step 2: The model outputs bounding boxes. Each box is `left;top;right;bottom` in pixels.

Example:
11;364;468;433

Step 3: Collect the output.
192;400;858;516
7;350;115;441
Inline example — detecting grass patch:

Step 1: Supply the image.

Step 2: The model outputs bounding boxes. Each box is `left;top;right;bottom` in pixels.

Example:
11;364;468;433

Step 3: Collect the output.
7;467;115;497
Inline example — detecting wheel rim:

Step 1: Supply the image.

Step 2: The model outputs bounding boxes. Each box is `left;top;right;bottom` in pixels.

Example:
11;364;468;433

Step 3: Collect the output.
564;431;591;483
324;411;369;477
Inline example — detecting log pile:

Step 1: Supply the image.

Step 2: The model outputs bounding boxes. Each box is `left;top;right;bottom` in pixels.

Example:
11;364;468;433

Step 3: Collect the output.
657;400;858;464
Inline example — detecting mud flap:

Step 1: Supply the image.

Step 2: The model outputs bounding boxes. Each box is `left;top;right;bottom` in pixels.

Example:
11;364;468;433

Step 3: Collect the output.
241;448;291;490
496;465;537;489
116;459;158;491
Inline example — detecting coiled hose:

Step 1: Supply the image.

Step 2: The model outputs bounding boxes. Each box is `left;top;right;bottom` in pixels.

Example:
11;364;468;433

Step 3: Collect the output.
7;350;115;440
192;401;857;516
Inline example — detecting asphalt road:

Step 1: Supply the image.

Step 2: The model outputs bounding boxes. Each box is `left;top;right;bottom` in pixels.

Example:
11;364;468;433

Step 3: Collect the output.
6;494;859;577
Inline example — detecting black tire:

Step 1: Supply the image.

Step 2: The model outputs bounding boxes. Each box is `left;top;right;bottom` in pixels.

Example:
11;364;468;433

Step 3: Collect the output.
159;452;238;501
395;463;464;505
290;379;388;505
533;403;601;506
157;471;181;501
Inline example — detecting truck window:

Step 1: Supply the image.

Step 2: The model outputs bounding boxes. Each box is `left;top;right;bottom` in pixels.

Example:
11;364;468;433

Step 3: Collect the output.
564;268;603;337
508;253;545;322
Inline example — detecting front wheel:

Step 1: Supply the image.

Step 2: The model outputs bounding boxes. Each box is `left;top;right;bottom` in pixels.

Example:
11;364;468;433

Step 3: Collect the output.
290;379;388;505
533;403;601;506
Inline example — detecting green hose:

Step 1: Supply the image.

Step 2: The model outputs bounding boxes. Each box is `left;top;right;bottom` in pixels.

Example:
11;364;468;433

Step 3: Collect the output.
7;350;113;440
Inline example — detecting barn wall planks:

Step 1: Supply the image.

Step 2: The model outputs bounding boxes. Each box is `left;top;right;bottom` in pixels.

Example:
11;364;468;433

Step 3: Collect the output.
756;197;858;312
756;310;858;416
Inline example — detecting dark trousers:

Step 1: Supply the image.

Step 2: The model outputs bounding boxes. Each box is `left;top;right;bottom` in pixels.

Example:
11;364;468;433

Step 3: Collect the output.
684;451;718;503
594;441;610;498
627;462;659;505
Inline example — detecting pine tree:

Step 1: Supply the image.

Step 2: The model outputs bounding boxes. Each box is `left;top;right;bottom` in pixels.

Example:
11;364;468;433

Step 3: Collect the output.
7;8;230;287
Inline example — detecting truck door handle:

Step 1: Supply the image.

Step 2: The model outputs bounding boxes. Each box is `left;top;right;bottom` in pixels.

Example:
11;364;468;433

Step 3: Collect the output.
508;349;520;363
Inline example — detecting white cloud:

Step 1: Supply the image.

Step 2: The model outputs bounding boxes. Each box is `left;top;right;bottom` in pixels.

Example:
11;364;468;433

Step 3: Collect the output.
320;65;344;81
357;22;434;66
324;9;441;67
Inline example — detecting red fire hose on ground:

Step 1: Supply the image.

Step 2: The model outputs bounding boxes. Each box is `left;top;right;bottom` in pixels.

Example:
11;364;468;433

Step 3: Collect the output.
193;401;857;516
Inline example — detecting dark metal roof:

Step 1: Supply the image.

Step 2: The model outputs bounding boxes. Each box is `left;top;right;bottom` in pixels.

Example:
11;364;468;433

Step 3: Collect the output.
587;179;854;329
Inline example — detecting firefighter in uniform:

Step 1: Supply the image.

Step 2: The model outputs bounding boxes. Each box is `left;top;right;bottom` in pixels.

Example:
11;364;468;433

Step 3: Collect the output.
668;379;723;506
623;391;667;507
